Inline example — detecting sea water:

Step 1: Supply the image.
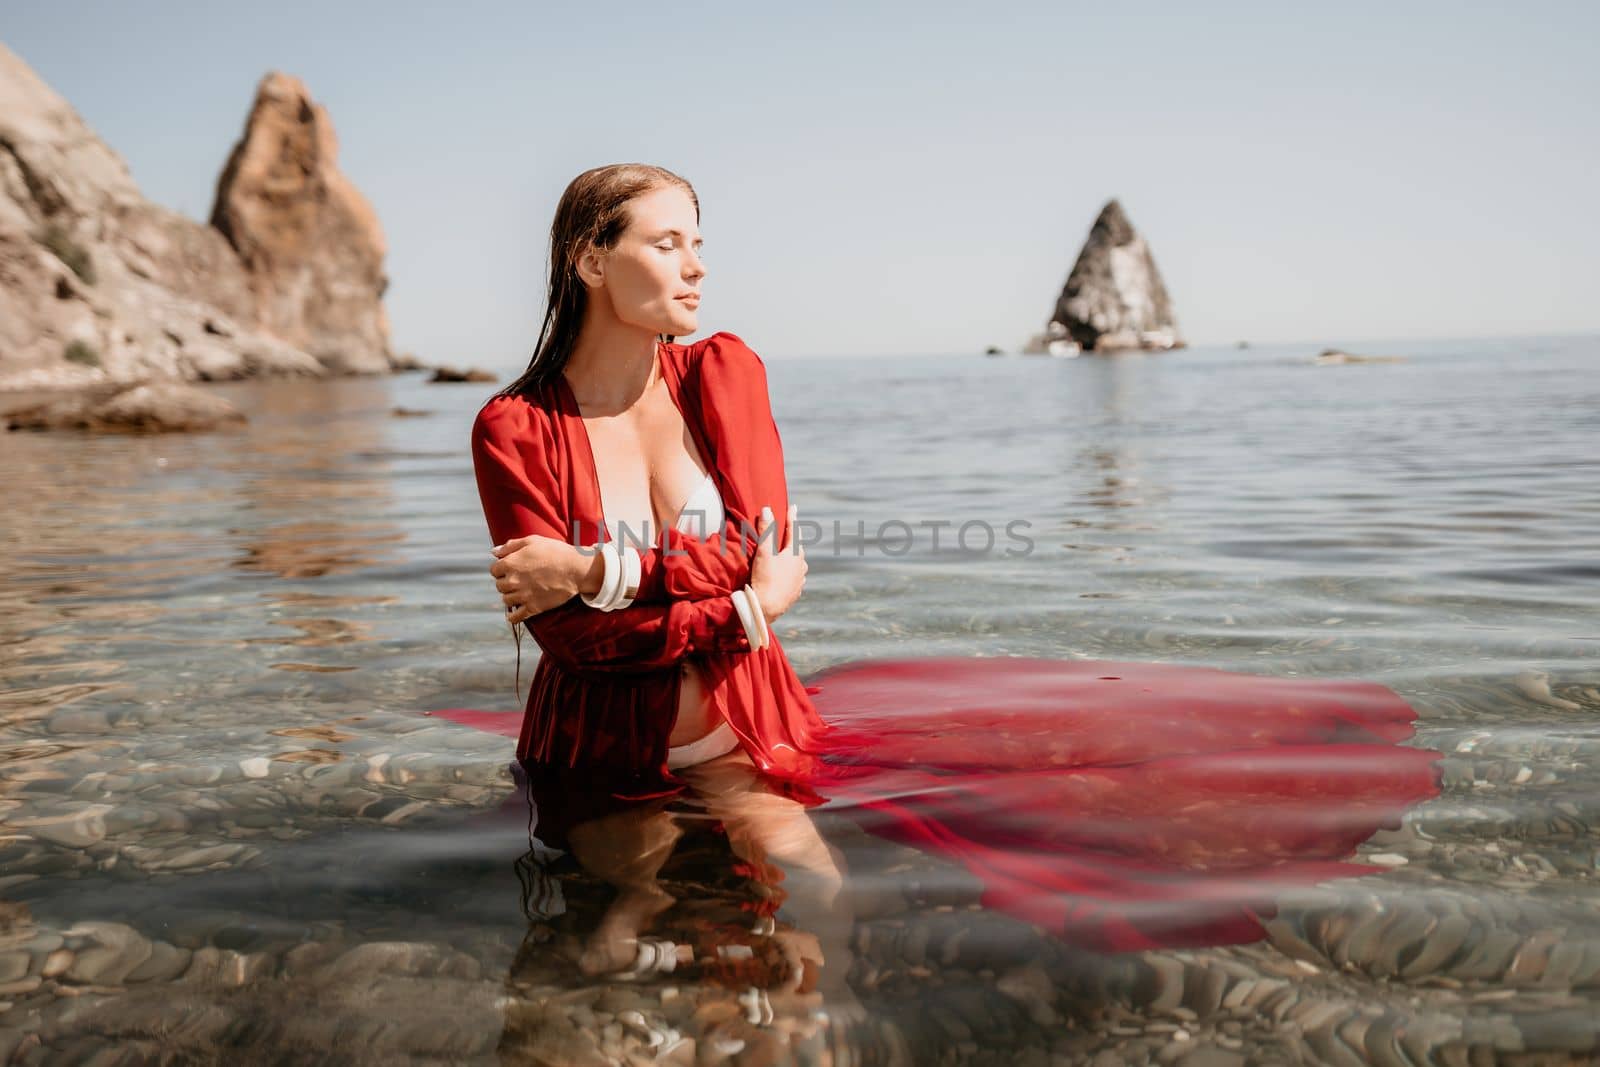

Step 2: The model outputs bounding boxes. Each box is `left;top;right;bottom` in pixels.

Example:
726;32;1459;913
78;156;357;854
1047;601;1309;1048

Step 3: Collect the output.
1;333;1596;1063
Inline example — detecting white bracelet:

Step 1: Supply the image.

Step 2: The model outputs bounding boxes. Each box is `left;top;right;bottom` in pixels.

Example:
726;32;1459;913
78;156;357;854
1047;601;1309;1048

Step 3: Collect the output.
598;542;622;608
744;583;770;647
579;541;620;609
614;546;640;609
729;588;765;649
580;543;641;611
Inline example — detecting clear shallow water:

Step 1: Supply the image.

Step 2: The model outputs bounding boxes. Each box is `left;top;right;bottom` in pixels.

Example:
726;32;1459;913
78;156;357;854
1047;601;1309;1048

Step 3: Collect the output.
1;334;1598;1065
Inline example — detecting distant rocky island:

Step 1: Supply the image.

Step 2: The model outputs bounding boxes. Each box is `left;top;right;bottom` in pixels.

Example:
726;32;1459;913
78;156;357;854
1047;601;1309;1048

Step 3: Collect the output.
1022;199;1185;355
0;42;422;394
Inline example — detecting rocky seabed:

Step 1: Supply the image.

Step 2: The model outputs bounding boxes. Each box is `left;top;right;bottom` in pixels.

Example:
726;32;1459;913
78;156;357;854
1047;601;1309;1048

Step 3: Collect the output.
3;703;1600;1063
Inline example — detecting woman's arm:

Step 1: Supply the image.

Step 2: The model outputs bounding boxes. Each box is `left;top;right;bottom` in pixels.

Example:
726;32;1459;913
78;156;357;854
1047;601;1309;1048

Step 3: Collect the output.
492;331;797;607
631;516;757;600
471;396;756;671
523;593;752;674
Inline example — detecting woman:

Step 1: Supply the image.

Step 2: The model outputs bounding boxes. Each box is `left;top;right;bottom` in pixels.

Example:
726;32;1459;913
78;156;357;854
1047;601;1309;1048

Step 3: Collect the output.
471;163;849;982
472;162;832;798
467;162;1441;964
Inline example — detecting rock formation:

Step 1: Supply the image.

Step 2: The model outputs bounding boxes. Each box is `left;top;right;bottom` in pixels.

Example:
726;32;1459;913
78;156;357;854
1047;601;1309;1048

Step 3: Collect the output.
1314;348;1406;365
0;42;399;391
209;73;392;376
1029;200;1184;353
428;366;498;384
5;382;247;434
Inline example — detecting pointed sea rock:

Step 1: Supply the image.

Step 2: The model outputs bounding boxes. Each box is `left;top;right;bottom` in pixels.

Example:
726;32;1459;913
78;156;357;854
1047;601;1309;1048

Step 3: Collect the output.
1046;199;1184;352
210;72;393;375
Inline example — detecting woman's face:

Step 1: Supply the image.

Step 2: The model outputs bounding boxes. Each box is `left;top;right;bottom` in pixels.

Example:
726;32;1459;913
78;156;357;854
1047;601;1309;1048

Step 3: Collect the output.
587;184;705;337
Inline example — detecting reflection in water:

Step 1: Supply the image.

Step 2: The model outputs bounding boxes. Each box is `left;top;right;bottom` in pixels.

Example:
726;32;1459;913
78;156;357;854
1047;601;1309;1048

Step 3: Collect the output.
1074;354;1163;520
498;747;870;1063
231;518;405;579
220;379;406;580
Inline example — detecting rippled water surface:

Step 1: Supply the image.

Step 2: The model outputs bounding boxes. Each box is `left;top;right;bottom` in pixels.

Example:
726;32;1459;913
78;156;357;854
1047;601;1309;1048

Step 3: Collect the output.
2;335;1598;1065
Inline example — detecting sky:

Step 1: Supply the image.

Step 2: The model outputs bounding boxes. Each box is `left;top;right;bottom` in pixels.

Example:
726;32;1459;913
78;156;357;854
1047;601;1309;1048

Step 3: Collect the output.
5;2;1596;365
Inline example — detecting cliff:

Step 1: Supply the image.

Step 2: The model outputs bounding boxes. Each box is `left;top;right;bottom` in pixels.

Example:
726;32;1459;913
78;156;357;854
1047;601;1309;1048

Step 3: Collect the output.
0;42;400;390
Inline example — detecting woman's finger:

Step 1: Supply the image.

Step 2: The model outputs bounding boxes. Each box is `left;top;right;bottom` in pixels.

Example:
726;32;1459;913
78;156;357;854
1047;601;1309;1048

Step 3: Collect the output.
756;505;774;556
496;535;534;554
505;596;531;623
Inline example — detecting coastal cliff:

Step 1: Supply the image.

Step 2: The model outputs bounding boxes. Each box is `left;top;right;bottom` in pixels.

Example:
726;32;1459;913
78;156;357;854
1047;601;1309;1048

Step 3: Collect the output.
0;42;401;391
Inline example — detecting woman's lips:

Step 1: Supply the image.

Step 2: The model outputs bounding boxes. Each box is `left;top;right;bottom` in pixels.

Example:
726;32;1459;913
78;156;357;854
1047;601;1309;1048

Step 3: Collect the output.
676;296;700;306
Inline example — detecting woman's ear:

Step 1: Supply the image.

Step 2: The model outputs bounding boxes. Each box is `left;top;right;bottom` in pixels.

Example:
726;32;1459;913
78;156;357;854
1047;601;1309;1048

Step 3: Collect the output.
573;243;606;289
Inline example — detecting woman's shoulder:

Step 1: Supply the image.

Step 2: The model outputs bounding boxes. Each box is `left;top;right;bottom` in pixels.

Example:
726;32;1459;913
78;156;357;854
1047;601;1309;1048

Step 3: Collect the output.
472;389;557;448
683;330;768;384
688;329;761;361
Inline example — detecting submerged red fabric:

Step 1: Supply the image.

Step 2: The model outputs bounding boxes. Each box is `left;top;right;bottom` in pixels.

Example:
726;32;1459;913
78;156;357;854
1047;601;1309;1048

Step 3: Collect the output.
435;656;1440;952
793;657;1441;951
462;331;1442;952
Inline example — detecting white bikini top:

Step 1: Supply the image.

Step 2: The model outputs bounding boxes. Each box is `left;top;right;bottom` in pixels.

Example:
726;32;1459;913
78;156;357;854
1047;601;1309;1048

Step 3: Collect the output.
604;468;725;545
671;470;725;538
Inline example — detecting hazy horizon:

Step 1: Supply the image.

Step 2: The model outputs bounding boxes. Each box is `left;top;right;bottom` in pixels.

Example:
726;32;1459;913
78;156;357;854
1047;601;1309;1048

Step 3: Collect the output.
5;2;1595;364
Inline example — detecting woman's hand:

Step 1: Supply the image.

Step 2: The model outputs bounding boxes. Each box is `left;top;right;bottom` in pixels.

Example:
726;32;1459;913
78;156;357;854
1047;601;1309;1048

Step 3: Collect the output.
749;504;806;623
490;535;590;625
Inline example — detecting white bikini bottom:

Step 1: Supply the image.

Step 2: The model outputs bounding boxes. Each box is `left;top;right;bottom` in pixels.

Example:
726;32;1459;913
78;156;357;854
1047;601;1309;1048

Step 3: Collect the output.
666;719;739;769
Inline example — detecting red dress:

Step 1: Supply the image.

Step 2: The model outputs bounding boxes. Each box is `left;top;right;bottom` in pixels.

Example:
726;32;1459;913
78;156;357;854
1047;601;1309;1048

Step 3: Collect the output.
462;330;1442;952
470;333;832;831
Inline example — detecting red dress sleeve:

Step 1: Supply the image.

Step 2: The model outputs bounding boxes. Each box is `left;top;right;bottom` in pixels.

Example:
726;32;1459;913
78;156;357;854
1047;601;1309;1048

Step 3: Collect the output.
699;331;794;560
674;331;829;778
632;520;755;602
629;331;794;603
470;394;754;673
